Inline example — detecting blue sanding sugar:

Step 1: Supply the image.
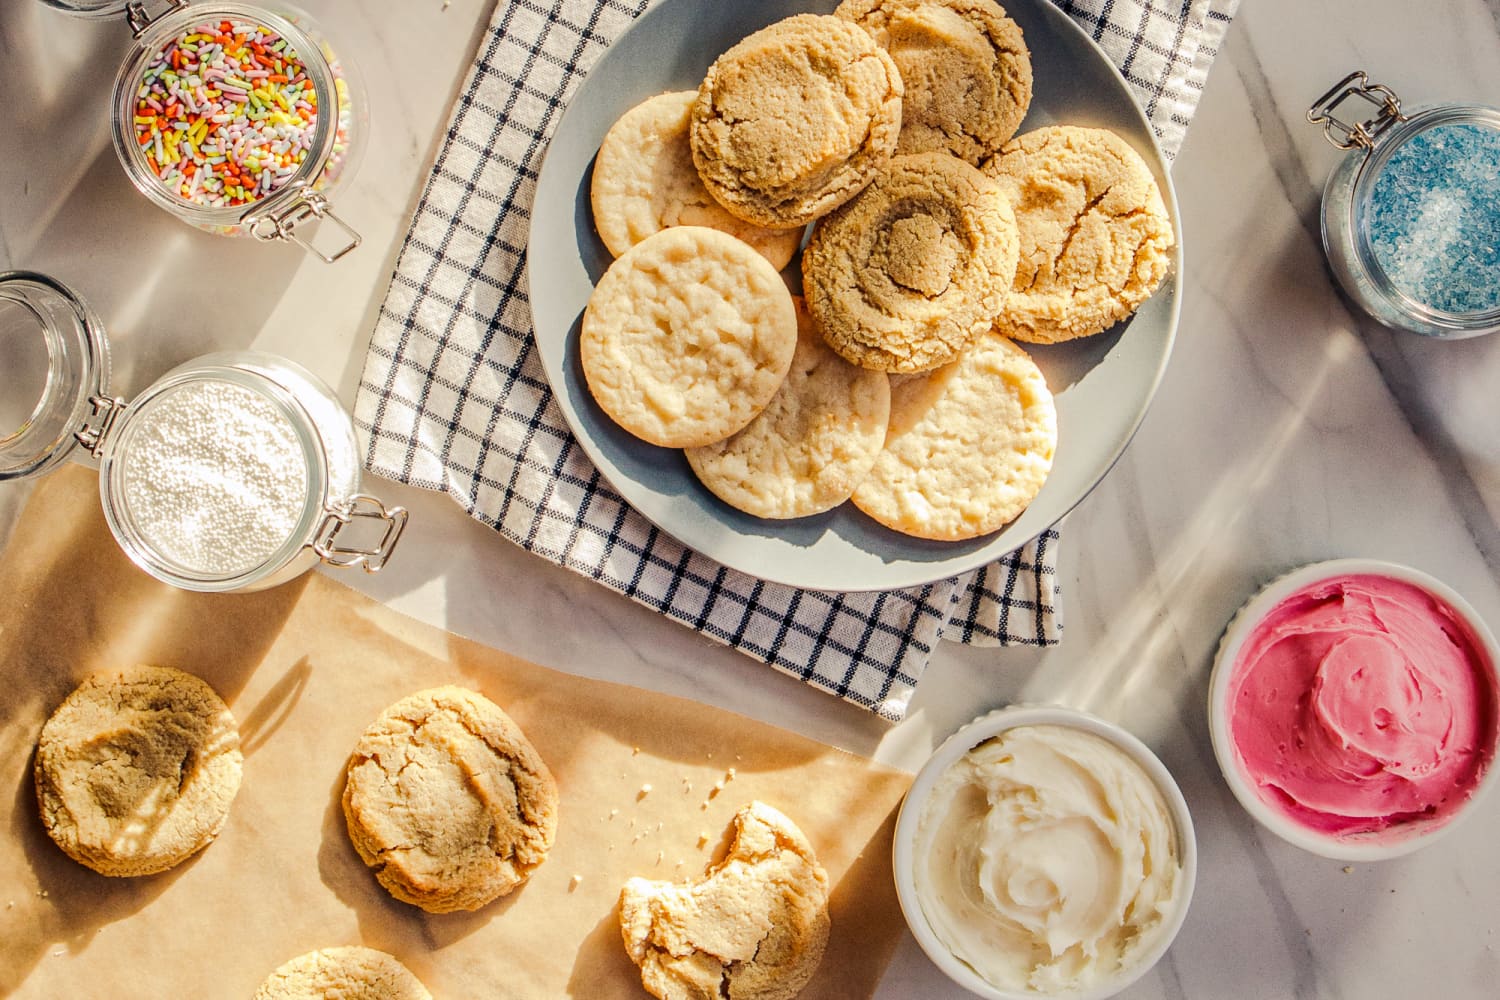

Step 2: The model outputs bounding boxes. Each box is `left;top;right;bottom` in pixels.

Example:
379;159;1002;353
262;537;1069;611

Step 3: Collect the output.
1366;122;1500;315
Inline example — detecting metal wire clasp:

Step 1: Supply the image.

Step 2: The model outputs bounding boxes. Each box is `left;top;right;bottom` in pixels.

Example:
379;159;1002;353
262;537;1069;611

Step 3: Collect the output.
1308;71;1407;150
125;0;188;37
314;495;408;573
74;395;127;458
247;188;362;263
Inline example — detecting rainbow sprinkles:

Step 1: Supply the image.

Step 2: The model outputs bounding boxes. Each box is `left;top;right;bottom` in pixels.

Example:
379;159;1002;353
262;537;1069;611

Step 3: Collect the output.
132;18;347;209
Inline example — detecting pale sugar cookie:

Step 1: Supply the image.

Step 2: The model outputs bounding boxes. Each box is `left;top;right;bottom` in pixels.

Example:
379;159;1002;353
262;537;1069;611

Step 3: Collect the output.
591;90;804;269
34;664;242;877
253;947;431;1000
685;298;891;519
852;334;1055;540
342;686;558;914
802;152;1019;373
837;0;1033;164
581;226;798;448
620;801;831;1000
983;125;1175;343
691;14;903;228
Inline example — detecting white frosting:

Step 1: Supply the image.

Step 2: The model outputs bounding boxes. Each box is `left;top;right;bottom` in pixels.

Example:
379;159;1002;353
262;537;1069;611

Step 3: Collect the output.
914;724;1181;994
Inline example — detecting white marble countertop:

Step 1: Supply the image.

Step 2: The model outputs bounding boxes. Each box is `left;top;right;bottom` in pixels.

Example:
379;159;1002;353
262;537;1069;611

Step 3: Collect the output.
4;0;1500;997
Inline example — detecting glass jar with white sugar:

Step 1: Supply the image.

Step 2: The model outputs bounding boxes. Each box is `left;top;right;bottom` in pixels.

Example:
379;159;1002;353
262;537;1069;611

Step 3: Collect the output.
0;271;405;592
1309;71;1500;339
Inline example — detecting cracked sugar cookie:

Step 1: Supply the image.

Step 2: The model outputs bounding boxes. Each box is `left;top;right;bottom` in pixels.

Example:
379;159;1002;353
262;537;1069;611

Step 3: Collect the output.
691;14;903;228
852;334;1055;540
582;226;798;449
342;686;558;913
983;125;1175;343
620;801;831;1000
590;90;804;270
837;0;1032;164
803;152;1018;373
685;297;891;519
253;947;431;1000
34;664;243;877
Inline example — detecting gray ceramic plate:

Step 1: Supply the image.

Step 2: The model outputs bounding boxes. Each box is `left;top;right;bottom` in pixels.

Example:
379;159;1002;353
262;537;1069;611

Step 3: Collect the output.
527;0;1181;593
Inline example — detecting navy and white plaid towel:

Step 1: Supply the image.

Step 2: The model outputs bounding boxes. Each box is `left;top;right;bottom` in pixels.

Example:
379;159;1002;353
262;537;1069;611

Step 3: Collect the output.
355;0;1239;721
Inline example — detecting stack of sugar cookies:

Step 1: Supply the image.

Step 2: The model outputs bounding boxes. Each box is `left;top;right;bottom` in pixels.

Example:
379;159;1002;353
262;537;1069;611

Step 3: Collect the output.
583;0;1175;544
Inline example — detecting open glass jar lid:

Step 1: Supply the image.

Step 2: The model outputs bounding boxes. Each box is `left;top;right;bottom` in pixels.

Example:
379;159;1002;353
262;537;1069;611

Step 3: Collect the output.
38;0;364;261
1309;71;1500;339
0;270;406;592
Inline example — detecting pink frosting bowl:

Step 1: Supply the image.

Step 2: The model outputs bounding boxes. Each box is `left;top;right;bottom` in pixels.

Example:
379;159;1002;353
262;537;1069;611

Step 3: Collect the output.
1209;559;1500;860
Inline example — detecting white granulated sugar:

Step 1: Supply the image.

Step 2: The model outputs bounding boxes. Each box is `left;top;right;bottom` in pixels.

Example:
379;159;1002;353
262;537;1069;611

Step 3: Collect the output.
121;378;309;577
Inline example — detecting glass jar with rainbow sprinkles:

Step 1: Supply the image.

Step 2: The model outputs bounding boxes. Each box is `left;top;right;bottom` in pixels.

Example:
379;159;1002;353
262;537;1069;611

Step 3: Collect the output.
41;0;365;262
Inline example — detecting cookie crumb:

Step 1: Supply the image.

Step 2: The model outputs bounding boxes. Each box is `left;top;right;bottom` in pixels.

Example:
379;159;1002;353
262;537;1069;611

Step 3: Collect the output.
638;783;653;800
632;746;641;756
1342;866;1354;874
569;874;582;891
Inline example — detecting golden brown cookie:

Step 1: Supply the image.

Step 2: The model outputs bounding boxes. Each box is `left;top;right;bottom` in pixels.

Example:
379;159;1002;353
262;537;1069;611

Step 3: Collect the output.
802;151;1019;373
619;802;831;1000
34;664;243;877
983;125;1175;343
837;0;1033;164
253;947;432;1000
590;90;804;269
581;226;799;449
852;334;1055;540
342;686;558;913
690;14;903;229
685;298;891;519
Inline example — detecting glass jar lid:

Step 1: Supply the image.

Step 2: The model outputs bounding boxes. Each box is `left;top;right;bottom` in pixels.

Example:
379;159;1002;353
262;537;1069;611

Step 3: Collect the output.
35;0;134;16
0;271;111;480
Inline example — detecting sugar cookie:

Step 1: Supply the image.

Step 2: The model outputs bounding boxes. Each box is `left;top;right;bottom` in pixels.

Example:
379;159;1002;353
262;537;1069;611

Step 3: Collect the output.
253;947;431;1000
581;226;798;448
686;298;891;519
838;0;1032;164
342;686;558;913
691;14;903;228
852;334;1055;539
803;151;1019;372
34;664;242;877
591;90;804;269
983;125;1175;343
620;802;831;1000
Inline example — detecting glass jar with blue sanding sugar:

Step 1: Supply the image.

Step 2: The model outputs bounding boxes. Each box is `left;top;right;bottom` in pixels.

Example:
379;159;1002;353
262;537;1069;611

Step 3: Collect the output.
36;0;366;262
1308;71;1500;338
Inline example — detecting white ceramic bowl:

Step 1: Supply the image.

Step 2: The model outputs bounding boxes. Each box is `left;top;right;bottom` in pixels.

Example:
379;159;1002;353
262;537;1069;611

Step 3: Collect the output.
892;705;1197;1000
1208;558;1500;861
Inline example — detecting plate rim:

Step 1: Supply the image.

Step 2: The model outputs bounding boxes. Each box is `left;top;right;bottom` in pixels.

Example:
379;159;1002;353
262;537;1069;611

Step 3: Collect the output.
525;0;1182;593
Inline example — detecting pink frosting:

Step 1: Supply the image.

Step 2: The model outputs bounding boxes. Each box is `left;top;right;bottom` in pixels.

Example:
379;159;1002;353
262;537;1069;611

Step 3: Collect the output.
1228;573;1497;838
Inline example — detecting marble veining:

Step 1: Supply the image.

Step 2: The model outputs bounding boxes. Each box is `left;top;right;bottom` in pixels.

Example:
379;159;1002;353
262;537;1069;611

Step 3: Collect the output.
2;0;1500;998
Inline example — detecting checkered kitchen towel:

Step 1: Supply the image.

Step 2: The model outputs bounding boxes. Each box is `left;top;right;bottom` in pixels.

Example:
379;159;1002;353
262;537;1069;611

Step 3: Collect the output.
355;0;1240;721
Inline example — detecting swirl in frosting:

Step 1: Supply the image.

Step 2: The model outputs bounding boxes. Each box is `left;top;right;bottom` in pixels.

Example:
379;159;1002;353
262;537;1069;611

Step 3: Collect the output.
914;724;1181;994
1228;573;1497;838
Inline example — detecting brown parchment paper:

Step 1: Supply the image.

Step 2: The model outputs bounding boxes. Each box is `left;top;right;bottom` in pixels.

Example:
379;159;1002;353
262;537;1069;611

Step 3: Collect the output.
0;465;912;999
